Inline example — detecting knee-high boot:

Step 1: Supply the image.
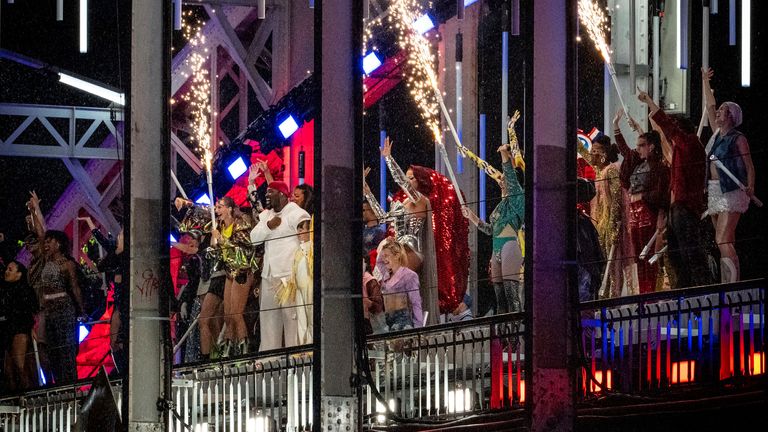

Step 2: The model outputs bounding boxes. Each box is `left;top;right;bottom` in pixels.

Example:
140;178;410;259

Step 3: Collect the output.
493;282;508;314
504;280;522;313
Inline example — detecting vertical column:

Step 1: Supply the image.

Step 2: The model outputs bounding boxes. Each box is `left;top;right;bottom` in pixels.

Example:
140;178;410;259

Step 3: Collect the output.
315;0;362;429
128;0;170;430
529;0;576;431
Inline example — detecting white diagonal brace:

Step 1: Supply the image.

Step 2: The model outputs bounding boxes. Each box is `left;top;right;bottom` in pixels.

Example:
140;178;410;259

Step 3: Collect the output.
171;131;204;174
205;5;272;108
62;158;121;234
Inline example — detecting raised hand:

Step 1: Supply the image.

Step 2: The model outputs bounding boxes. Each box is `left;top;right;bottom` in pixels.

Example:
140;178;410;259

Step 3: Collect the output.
613;107;625;127
28;190;41;209
381;137;393;157
363;166;371;178
702;66;714;82
507;110;521;130
77;216;97;231
248;162;261;183
636;87;652;104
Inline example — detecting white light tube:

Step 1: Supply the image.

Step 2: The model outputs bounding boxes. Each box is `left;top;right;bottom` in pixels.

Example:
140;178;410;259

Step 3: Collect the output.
59;73;126;105
80;0;88;53
741;0;750;87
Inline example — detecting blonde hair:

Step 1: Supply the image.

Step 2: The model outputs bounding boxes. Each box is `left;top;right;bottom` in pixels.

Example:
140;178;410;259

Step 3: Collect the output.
380;239;406;266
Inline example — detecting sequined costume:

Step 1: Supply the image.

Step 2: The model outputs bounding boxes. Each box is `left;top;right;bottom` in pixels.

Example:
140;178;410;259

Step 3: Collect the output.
373;156;470;317
579;139;625;298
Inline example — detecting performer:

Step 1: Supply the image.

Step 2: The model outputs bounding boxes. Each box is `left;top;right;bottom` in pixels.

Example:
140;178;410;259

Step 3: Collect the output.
366;138;470;323
0;260;38;390
279;221;314;345
638;90;711;288
462;115;525;314
580;136;625;298
250;181;311;351
702;68;756;282
378;239;423;330
614;108;670;294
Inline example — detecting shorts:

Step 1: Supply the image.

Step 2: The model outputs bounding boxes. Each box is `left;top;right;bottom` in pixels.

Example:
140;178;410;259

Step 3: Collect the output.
385;309;413;332
706;180;749;216
207;276;226;299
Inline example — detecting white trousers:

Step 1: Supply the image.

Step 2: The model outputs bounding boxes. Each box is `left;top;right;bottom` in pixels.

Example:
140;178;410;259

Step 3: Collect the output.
259;276;298;351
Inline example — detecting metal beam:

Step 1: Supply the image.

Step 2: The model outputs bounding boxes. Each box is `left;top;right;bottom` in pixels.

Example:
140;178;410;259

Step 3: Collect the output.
171;132;204;174
0;103;124;159
204;5;273;107
62;158;121;235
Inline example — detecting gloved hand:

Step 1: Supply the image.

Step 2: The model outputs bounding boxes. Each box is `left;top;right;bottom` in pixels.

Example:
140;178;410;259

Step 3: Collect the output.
180;302;189;320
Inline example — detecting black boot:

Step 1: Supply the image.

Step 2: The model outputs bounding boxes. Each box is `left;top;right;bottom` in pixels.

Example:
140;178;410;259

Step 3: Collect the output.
504;280;522;313
493;282;508;314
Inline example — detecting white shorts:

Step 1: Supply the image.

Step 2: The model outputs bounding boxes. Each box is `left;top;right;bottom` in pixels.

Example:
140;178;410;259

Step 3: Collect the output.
706;180;749;215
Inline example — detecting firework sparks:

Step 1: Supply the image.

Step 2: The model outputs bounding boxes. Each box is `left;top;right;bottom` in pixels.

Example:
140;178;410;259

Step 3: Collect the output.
578;0;629;116
578;0;611;63
181;11;217;228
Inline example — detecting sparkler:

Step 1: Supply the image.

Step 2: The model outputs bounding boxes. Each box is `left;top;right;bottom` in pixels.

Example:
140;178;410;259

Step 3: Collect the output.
182;12;217;230
578;0;630;116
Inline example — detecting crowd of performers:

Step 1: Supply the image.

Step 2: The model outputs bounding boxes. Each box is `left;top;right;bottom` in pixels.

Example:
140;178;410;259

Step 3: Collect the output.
579;68;756;299
0;68;757;390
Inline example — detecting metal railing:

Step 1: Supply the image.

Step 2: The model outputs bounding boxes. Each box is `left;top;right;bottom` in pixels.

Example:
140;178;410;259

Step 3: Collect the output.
169;346;313;432
0;380;123;431
363;313;526;427
578;279;766;398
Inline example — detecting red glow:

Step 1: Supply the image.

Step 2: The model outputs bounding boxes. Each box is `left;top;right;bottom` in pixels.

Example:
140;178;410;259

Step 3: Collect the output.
751;352;765;375
671;360;696;384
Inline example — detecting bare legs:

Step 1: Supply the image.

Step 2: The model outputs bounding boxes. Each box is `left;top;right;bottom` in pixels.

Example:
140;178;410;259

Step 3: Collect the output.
223;273;253;353
199;293;223;357
715;212;741;282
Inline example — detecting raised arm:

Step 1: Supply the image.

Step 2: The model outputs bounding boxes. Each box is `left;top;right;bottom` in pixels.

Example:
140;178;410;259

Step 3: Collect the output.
381;137;418;202
702;67;718;130
363;167;388;222
27;191;46;241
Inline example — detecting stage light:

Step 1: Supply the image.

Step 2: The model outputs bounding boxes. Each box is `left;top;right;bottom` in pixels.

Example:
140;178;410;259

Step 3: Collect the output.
170;234;178;243
752;352;764;375
413;14;435;34
59;73;125;105
57;0;64;21
741;0;750;87
257;0;266;19
193;424;209;432
671;360;696;383
676;0;688;69
80;0;88;53
227;156;248;179
278;115;299;139
363;52;383;75
195;194;212;205
447;388;472;413
464;0;479;6
247;416;270;432
375;398;396;423
78;324;90;343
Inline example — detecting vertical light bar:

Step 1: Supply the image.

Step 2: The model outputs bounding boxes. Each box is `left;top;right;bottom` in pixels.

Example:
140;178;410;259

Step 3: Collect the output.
174;0;182;31
456;33;464;174
712;0;719;13
479;114;487;221
379;130;387;211
629;0;637;91
729;0;736;45
57;0;64;21
79;0;88;53
677;0;688;69
653;15;660;104
741;0;750;87
501;31;509;144
702;3;710;69
511;0;520;36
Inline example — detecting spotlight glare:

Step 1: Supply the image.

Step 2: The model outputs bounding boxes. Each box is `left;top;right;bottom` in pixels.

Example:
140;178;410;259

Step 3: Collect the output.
195;194;212;205
363;51;383;75
413;14;435;34
278;115;300;139
78;324;90;343
227;156;248;179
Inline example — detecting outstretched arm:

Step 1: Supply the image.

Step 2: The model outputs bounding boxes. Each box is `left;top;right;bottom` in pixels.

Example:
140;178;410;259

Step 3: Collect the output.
381;137;418;202
702;67;718;130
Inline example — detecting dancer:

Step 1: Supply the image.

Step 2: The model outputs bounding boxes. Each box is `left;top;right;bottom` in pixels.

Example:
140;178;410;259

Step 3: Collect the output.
367;138;469;323
0;261;38;390
580;135;625;298
614;108;670;293
702;68;756;282
638;90;711;288
462;115;525;314
378;239;423;330
250;181;311;351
